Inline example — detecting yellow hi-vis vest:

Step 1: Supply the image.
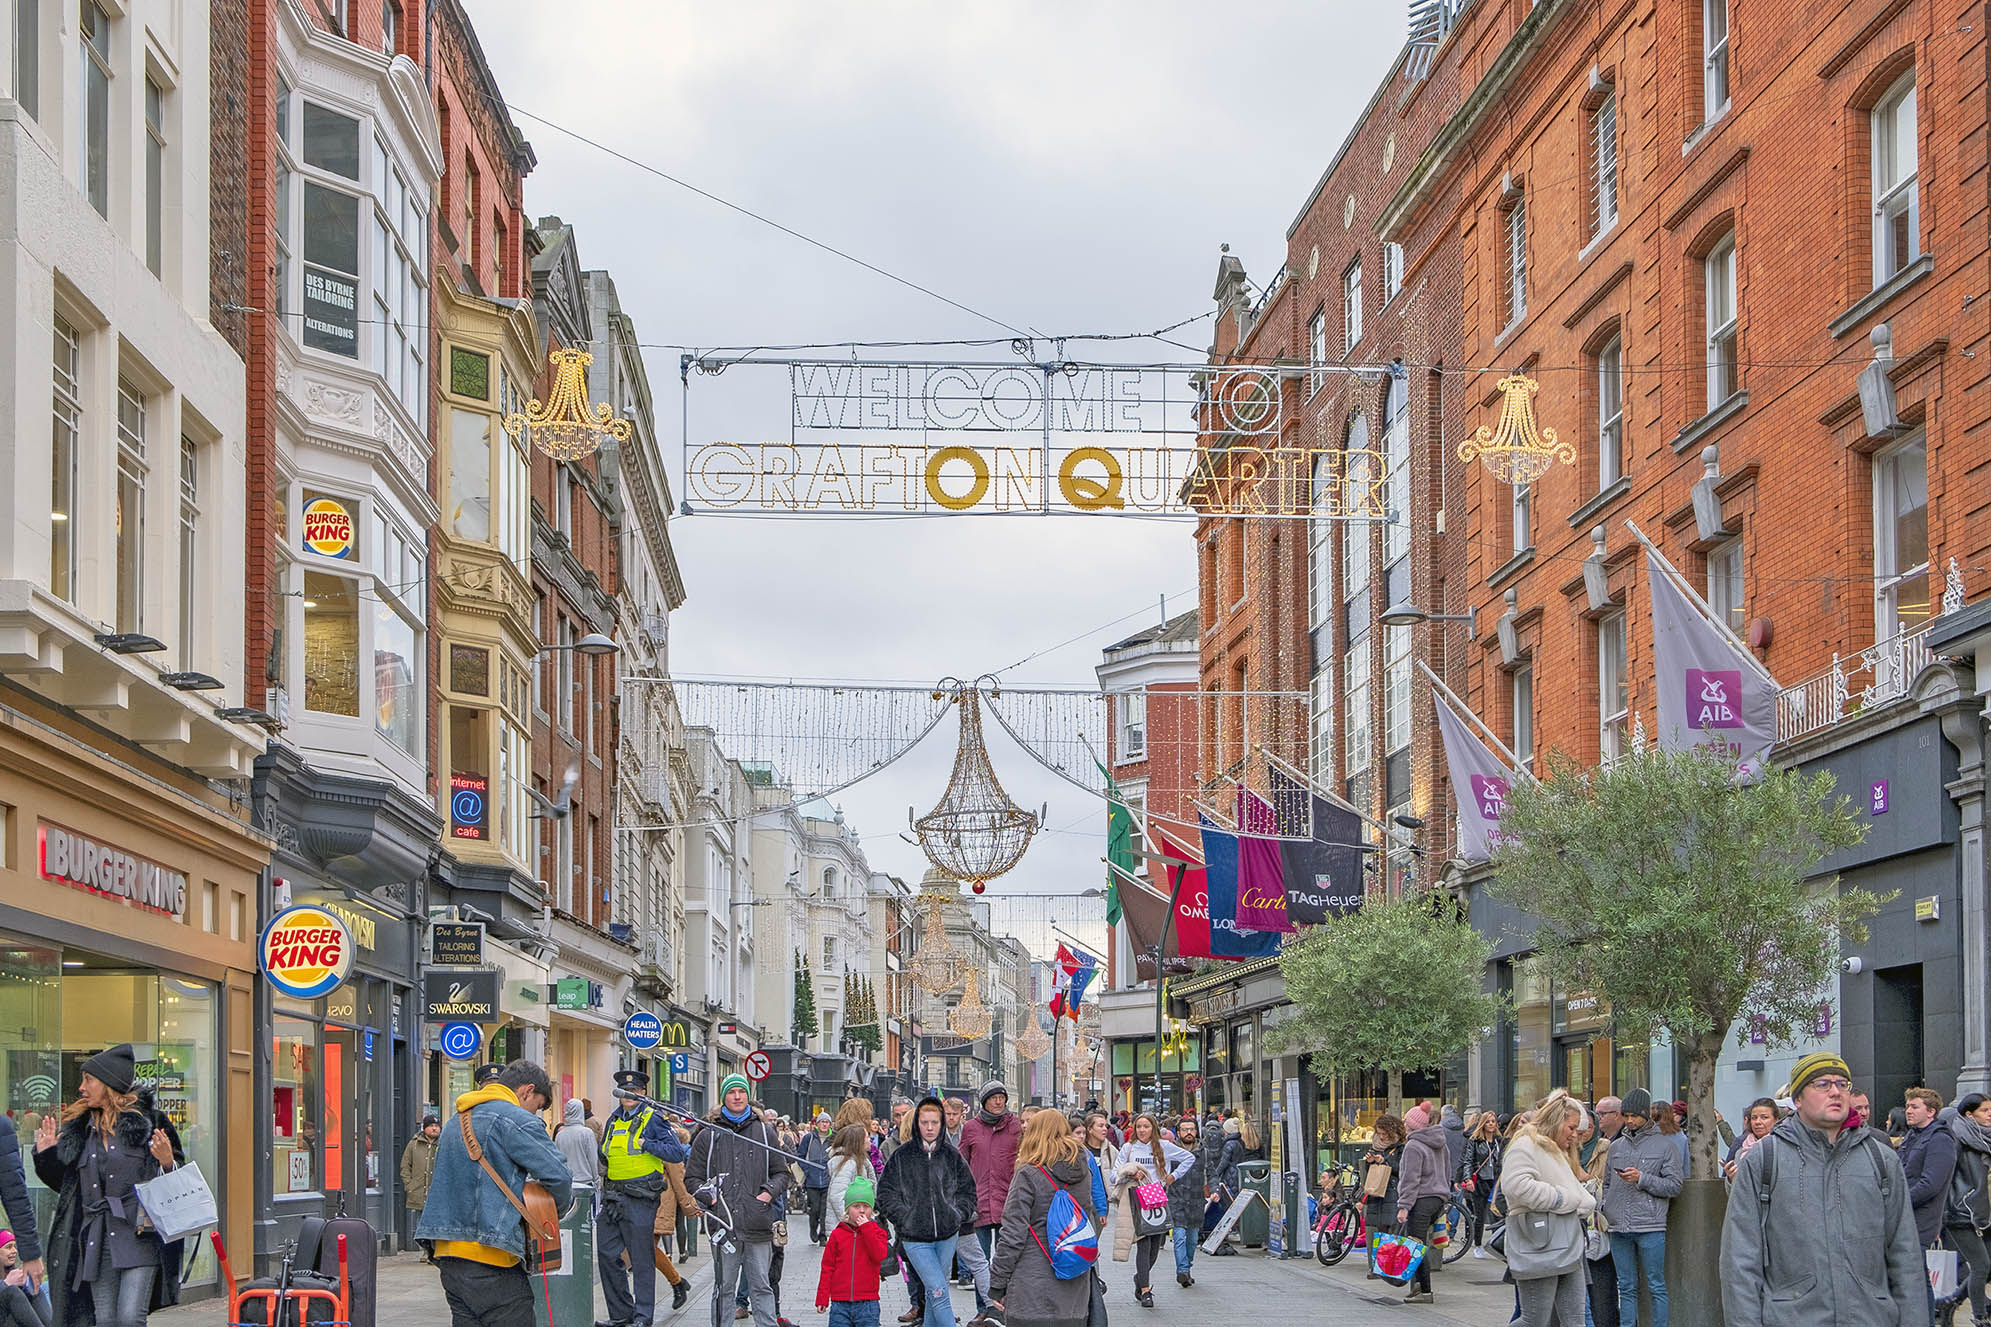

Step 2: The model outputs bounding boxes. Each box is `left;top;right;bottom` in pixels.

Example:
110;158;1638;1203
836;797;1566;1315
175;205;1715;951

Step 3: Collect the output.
604;1107;666;1182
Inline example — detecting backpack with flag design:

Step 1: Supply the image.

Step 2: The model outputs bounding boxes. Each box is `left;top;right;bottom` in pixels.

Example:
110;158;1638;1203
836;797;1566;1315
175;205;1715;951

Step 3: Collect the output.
1027;1164;1099;1279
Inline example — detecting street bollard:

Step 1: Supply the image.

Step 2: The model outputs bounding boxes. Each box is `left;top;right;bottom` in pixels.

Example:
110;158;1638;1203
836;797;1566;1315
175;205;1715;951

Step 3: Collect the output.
534;1184;596;1327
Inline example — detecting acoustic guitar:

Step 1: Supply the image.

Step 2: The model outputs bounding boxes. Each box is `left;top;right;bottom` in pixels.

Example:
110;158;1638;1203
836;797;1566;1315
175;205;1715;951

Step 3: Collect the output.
457;1109;564;1273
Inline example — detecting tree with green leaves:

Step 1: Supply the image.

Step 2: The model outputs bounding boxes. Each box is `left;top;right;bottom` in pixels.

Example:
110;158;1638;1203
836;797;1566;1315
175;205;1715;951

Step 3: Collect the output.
1273;892;1504;1114
1493;747;1877;1177
793;951;818;1047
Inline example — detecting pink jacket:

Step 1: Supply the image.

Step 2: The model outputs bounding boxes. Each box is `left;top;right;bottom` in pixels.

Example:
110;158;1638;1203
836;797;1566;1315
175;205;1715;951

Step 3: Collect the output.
958;1111;1023;1226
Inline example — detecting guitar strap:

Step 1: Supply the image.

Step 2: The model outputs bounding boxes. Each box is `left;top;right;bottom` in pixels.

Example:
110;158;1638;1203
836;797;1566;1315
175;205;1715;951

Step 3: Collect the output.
456;1108;558;1246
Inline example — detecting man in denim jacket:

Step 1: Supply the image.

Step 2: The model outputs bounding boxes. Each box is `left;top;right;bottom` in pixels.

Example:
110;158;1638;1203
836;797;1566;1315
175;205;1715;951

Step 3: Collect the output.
418;1060;575;1327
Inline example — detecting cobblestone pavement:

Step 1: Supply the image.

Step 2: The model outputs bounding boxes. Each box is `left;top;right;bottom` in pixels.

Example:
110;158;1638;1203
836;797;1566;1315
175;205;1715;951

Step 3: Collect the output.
153;1222;1522;1326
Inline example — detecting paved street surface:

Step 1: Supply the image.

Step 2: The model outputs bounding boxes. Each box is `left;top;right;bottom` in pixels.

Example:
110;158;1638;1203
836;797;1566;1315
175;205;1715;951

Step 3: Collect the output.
153;1225;1518;1326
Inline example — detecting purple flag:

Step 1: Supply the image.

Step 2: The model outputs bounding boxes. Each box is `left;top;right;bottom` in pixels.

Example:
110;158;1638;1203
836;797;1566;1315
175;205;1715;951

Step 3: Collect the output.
1197;815;1282;960
1433;692;1519;861
1646;548;1777;779
1234;786;1296;933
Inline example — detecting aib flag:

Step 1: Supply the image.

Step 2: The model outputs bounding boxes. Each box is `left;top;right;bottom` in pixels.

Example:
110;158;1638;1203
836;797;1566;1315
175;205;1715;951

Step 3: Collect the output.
1647;547;1777;779
1048;943;1098;1020
1234;787;1296;933
1267;767;1366;923
1198;815;1283;960
1149;826;1212;959
1433;692;1520;862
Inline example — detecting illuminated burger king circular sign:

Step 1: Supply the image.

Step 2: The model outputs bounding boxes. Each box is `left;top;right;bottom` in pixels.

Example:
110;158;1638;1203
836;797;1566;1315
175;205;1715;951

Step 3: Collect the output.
260;905;355;999
301;496;356;560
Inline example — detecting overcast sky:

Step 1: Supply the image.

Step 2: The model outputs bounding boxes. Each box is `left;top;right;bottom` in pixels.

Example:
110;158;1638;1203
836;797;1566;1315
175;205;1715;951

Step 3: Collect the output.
472;3;1406;966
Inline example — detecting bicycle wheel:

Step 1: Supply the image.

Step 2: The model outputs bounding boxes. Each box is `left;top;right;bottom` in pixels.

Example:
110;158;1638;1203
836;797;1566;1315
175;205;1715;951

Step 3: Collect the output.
1316;1202;1360;1266
1441;1194;1474;1263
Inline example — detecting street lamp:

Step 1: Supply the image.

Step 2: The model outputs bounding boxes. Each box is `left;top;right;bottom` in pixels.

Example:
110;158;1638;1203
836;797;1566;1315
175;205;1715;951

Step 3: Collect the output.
540;632;620;656
1378;602;1477;630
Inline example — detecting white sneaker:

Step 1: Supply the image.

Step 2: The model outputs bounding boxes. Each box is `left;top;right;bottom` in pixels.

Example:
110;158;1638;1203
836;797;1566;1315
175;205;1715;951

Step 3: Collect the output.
1472;1247;1488;1259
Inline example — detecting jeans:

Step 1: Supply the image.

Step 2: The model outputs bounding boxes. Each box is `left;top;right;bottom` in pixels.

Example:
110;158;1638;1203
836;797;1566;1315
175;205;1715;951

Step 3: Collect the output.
902;1238;961;1327
1516;1270;1586;1327
438;1258;535;1327
713;1239;776;1327
85;1266;155;1327
1171;1226;1197;1275
0;1283;47;1327
1609;1231;1667;1327
828;1304;881;1327
953;1219;991;1310
1953;1225;1991;1321
1585;1250;1619;1327
1132;1233;1165;1292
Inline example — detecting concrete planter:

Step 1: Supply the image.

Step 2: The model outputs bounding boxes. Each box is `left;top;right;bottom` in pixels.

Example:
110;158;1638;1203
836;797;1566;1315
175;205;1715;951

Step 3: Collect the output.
1663;1178;1731;1327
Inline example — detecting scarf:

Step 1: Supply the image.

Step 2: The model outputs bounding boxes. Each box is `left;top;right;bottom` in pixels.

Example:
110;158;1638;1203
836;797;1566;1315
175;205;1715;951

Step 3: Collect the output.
1951;1110;1991;1155
978;1108;1004;1128
720;1101;753;1125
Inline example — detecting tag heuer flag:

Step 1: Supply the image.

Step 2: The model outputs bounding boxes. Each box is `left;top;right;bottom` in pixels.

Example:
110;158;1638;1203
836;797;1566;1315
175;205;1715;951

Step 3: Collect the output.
1267;767;1365;923
1647;547;1776;779
1433;692;1519;862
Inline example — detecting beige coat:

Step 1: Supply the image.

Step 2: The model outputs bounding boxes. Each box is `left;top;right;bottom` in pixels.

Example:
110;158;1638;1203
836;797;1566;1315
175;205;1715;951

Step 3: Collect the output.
1499;1133;1598;1218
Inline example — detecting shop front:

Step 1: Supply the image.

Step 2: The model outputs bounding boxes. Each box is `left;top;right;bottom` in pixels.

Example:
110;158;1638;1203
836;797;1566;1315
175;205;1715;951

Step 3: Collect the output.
0;716;266;1299
547;976;620;1112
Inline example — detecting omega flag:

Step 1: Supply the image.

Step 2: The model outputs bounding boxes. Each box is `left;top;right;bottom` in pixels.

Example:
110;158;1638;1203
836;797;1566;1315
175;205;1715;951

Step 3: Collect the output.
1433;692;1519;862
1646;547;1777;779
1147;825;1212;959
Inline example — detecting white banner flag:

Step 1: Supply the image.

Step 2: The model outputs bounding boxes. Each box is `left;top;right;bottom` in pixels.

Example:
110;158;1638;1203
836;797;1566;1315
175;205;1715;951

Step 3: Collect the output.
1433;692;1520;861
1646;547;1778;779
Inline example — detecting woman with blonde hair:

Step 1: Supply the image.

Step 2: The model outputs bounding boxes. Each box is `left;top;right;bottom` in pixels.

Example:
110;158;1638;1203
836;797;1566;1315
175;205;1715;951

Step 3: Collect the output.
988;1109;1098;1327
1500;1091;1598;1327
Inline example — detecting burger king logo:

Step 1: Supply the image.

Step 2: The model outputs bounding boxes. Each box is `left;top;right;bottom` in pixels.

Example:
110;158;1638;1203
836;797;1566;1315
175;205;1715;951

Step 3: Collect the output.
302;497;355;559
260;905;355;999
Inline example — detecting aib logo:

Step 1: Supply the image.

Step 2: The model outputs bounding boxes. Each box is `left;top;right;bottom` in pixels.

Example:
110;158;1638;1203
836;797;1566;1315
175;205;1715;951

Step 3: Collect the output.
1687;668;1746;730
1469;774;1509;821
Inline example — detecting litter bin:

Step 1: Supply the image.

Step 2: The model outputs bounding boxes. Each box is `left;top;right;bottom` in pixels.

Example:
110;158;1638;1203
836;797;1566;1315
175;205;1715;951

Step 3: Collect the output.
534;1184;596;1327
1236;1161;1271;1248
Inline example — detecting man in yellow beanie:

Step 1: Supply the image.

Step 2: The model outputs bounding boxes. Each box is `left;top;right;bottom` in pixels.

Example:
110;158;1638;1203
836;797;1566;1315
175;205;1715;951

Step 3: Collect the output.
1720;1050;1923;1327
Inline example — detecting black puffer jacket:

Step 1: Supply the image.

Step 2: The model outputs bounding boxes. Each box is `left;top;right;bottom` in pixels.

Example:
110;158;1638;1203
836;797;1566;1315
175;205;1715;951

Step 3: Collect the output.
876;1136;977;1244
684;1110;791;1244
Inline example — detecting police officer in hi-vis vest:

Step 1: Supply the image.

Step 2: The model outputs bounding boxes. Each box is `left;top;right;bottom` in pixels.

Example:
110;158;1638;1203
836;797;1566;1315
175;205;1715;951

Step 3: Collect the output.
597;1068;692;1327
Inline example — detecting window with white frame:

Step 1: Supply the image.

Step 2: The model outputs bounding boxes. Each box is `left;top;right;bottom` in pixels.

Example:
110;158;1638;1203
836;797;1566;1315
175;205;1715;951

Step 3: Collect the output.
1597;335;1623;487
1504;194;1527;328
144;78;166;276
1703;0;1730;122
1310;670;1334;788
1382;376;1410;566
1873;435;1930;640
115;380;146;633
178;437;200;669
50;319;79;603
822;867;837;899
14;0;37;120
1704;235;1737;409
1118;689;1147;761
823;935;837;970
1308;308;1327;395
557;617;575;733
1382;242;1404;304
1598;612;1629;762
1344;636;1372;777
1589;93;1618;239
1512;480;1532;554
1309;449;1335;636
1383;626;1411;757
381;0;400;54
1512;664;1534;772
1343;259;1363;355
1872;73;1919;285
1707;538;1745;634
80;0;111;216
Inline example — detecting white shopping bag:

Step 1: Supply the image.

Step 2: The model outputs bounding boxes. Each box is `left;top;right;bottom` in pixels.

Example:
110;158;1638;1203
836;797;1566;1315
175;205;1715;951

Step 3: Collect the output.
134;1162;218;1241
1928;1247;1963;1301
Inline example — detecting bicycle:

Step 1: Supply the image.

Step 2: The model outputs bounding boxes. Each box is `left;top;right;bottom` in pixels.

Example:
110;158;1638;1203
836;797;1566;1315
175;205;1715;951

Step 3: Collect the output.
1436;1184;1475;1264
1313;1163;1368;1266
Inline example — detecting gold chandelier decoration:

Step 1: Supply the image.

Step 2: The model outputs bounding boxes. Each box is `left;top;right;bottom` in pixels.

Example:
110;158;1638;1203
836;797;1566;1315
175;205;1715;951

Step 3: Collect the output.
907;891;963;995
1014;1016;1053;1062
1457;373;1574;486
914;680;1038;891
505;347;632;462
948;978;992;1040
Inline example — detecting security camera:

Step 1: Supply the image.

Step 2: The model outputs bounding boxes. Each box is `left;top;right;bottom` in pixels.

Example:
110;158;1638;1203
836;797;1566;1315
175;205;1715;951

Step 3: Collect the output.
1841;956;1863;975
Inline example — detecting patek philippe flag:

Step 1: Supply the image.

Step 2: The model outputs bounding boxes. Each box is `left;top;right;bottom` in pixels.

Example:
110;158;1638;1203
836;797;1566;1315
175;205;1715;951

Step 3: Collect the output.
1433;691;1520;862
1149;825;1212;959
1646;547;1778;779
1267;767;1366;923
1234;786;1296;933
1198;814;1282;961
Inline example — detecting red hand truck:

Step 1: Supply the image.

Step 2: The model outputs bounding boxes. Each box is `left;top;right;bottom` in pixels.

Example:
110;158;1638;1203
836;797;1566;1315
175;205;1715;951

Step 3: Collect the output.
211;1229;351;1327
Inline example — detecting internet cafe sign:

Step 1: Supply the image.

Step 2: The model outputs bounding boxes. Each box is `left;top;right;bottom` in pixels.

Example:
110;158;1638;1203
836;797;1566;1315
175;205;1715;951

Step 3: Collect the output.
683;359;1393;518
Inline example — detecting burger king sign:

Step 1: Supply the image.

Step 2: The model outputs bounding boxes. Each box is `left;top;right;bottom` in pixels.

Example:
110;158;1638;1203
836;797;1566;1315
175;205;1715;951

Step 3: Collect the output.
260;905;355;999
301;496;356;560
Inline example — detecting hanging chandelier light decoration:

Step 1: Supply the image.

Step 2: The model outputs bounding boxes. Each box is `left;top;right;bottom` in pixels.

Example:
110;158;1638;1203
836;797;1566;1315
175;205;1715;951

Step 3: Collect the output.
505;347;631;462
915;679;1039;891
948;977;992;1041
1457;373;1574;486
907;890;963;995
1014;1015;1053;1062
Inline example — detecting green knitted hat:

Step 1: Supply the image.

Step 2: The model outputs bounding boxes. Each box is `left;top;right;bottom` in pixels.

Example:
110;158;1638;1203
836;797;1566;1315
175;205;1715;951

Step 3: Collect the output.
845;1176;876;1208
720;1072;751;1097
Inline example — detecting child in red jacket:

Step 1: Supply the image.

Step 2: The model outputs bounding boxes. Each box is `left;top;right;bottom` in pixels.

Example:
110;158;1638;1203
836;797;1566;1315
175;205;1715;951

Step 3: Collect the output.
816;1177;890;1327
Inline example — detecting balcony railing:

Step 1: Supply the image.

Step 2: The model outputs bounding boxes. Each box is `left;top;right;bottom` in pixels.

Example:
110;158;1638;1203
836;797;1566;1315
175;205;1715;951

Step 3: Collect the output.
1776;621;1934;744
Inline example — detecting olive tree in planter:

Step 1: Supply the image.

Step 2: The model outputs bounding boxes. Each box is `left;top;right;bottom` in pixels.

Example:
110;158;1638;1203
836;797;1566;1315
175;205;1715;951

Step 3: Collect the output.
1492;746;1878;1325
1273;892;1504;1115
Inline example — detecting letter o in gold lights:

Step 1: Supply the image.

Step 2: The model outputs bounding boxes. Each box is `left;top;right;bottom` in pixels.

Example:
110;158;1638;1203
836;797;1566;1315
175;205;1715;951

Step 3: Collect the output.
923;445;991;511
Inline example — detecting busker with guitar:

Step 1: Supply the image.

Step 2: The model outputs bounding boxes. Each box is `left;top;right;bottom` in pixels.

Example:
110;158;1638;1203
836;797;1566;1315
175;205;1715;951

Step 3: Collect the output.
417;1060;575;1327
598;1068;694;1327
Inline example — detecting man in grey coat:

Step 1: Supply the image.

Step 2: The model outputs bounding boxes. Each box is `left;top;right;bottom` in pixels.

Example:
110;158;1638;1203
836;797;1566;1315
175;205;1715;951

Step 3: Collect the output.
1720;1051;1926;1327
1601;1088;1684;1327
